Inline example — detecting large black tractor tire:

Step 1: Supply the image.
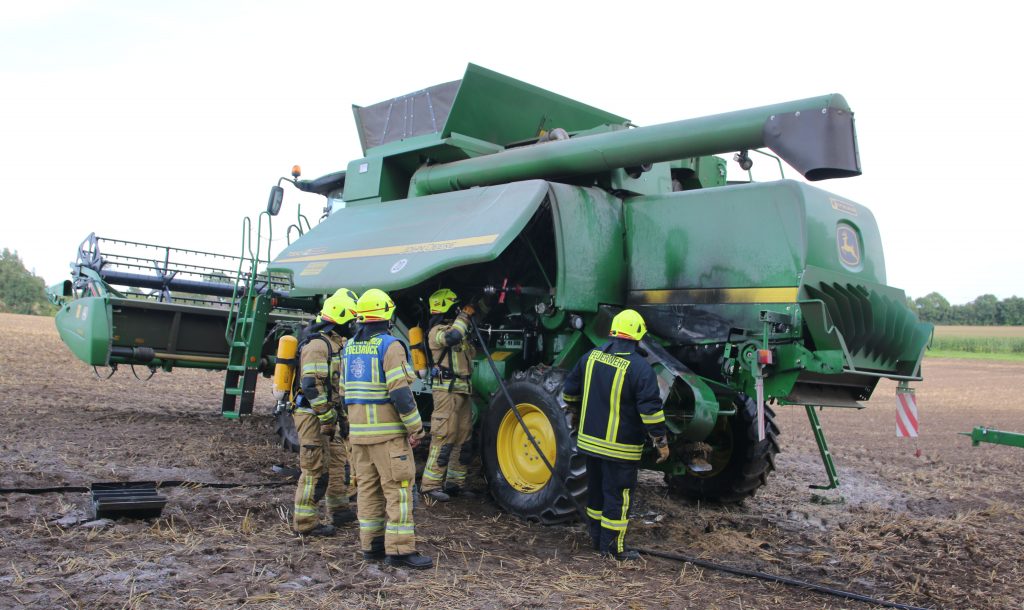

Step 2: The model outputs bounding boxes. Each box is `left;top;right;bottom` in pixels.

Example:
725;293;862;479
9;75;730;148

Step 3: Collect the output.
665;395;780;503
481;367;587;524
274;410;300;453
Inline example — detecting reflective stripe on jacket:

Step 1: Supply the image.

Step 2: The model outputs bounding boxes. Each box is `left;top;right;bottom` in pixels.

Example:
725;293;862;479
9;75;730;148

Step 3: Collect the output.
562;341;667;462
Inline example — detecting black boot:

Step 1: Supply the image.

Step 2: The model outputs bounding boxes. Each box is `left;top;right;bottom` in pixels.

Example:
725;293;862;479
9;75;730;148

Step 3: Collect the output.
362;536;385;561
332;508;356;526
385;552;434;570
443;483;477;498
422;489;450;502
588;521;602;551
296;524;336;538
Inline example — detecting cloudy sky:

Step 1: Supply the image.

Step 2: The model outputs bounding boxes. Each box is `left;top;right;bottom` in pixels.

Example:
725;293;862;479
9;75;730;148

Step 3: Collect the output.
1;1;1020;305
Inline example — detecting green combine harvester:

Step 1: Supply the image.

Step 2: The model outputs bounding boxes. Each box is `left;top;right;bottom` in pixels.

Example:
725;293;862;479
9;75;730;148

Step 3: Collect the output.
50;65;932;523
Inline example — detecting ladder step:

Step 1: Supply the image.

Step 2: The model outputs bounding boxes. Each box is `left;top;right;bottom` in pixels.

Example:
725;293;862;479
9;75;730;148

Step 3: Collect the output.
224;388;243;396
235;317;255;325
231;341;248;348
227;365;248;372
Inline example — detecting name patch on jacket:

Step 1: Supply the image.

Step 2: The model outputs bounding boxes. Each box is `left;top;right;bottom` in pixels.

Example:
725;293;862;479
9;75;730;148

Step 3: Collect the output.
591;352;630;370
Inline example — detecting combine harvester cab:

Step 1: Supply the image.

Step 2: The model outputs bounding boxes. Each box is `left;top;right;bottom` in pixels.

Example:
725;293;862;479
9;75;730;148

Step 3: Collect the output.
267;65;933;522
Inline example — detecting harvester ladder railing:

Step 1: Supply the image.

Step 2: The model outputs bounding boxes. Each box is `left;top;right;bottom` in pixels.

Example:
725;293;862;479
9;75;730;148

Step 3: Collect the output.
221;213;274;419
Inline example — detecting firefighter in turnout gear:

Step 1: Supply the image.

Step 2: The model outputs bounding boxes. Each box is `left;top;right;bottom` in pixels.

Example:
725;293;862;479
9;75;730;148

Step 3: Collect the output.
344;288;434;569
561;309;670;561
420;288;477;502
292;288;359;537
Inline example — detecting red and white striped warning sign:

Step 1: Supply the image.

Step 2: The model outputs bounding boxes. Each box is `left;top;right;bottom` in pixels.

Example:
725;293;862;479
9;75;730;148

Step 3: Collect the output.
896;388;919;438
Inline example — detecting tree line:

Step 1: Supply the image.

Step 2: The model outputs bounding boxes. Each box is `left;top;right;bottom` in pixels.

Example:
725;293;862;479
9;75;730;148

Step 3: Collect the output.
909;292;1024;325
0;248;57;316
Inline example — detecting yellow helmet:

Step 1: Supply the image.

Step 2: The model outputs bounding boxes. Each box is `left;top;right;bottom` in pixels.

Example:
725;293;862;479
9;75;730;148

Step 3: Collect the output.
355;288;396;322
428;288;459;314
609;309;647;341
320;288;358;324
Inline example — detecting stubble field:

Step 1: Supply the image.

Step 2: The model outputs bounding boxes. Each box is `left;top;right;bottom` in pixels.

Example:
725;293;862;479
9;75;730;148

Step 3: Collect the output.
1;312;1022;609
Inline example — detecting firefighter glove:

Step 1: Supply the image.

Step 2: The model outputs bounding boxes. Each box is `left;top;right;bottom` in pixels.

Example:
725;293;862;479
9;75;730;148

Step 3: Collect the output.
316;408;338;426
320;422;336;438
653;436;670;464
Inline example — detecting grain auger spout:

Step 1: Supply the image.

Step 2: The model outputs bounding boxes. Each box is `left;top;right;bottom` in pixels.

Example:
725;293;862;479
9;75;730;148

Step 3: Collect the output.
409;94;860;196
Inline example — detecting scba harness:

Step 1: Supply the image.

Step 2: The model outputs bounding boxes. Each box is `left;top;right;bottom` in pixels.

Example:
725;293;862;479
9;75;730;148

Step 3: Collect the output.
343;333;410;405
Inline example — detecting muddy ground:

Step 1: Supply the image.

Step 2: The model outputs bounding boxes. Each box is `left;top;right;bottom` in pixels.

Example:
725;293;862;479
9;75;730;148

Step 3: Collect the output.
1;312;1022;609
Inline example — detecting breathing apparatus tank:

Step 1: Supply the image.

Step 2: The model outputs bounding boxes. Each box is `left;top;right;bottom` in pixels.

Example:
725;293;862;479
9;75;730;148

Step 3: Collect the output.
272;334;299;401
408;326;428;378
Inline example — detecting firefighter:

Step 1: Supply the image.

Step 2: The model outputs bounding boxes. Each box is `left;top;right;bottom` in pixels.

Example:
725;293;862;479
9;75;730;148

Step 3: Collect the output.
420;288;477;502
561;309;670;561
292;288;359;537
344;288;433;569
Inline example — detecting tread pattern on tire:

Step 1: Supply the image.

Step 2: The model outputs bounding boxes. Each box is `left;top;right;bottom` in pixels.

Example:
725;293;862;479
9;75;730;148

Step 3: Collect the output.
666;396;780;504
482;366;587;524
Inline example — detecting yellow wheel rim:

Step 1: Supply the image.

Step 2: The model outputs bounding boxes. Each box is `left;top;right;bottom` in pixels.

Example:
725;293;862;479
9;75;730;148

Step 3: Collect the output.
497;403;556;493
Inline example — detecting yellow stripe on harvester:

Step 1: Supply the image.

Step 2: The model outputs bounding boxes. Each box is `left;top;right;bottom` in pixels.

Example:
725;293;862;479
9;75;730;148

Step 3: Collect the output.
279;234;500;263
631;287;799;305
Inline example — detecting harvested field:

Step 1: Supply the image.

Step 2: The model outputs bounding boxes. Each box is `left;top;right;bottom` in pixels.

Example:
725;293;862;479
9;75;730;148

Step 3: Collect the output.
1;312;1023;609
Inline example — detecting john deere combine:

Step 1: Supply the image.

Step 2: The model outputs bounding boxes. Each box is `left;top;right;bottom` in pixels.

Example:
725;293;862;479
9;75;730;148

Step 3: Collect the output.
51;65;931;523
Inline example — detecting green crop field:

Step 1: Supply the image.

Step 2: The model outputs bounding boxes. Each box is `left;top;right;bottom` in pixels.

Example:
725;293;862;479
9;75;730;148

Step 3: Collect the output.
927;326;1024;361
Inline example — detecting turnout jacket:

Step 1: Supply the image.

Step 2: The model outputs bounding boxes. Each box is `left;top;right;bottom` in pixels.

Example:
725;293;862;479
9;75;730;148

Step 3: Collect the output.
296;329;345;423
562;339;667;462
341;324;422;445
428;311;476;394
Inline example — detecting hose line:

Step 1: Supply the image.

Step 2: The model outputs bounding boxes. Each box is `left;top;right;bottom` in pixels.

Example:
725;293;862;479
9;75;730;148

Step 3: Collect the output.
471;317;929;610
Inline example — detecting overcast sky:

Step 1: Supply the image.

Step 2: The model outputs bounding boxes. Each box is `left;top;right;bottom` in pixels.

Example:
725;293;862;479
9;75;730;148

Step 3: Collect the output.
1;1;1020;305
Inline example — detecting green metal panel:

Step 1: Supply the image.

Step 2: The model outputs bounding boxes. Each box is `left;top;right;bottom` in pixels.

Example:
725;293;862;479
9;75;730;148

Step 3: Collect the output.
272;180;551;295
54;296;112;365
626;181;809;292
548;184;625;312
440;64;627;148
625;180;890;293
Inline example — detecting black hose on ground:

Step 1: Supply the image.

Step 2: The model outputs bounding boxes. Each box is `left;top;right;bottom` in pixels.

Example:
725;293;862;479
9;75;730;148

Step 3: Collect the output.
634;547;931;610
0;480;294;495
471;318;930;610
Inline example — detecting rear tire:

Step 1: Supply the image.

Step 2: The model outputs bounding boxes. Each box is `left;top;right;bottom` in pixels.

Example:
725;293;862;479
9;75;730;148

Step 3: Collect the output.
665;395;779;503
274;410;300;453
481;367;587;524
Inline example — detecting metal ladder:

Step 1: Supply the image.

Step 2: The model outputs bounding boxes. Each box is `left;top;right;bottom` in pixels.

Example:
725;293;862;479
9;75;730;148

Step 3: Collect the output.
221;214;274;419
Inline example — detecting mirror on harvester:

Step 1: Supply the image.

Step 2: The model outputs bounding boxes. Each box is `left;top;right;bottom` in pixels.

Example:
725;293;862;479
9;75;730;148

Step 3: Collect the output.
267;185;284;216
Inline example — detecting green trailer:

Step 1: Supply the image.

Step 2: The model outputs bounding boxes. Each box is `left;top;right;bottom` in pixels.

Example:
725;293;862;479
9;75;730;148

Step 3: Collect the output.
51;64;931;523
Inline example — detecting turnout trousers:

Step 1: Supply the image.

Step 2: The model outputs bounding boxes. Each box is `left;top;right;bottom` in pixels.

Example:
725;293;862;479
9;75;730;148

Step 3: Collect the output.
420;390;473;492
292;410;351;532
351;436;417;555
585;455;638;554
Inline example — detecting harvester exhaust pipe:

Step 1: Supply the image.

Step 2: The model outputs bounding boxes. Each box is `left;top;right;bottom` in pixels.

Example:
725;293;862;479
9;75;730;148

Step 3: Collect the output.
411;94;860;196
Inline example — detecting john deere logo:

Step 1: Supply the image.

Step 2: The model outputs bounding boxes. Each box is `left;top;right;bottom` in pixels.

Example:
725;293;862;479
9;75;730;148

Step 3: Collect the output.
836;225;861;269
